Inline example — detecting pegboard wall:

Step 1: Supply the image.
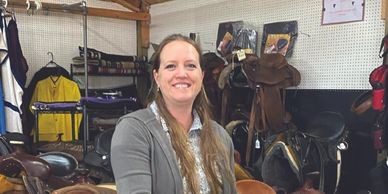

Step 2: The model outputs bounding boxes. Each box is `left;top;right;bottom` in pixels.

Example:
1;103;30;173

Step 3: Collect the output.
11;0;137;89
150;0;386;89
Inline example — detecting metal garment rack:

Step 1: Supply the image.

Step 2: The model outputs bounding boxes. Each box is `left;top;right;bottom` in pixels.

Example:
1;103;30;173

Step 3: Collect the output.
22;1;89;156
32;104;83;143
79;1;90;157
56;0;89;156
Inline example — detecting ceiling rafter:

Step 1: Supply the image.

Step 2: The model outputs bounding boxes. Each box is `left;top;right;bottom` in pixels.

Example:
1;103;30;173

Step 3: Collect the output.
107;0;141;12
102;0;172;12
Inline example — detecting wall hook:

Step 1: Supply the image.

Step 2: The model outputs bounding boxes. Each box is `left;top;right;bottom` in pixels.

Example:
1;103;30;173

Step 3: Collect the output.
47;52;54;62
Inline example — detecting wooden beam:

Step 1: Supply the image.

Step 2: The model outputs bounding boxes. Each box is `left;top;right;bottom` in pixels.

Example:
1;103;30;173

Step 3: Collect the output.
386;0;388;34
8;0;150;21
145;0;173;5
136;20;150;107
383;0;387;20
88;7;149;20
140;20;150;48
108;0;140;12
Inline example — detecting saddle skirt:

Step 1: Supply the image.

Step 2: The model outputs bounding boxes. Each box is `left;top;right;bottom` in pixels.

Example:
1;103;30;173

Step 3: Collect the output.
261;132;307;192
242;53;301;133
242;53;300;90
0;153;51;180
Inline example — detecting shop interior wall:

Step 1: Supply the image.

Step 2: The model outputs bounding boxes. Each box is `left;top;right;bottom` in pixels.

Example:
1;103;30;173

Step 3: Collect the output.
150;0;386;90
13;0;137;89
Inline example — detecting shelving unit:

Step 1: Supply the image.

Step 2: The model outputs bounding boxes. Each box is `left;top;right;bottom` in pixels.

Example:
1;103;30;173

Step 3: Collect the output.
32;97;140;156
70;63;146;77
79;97;140;155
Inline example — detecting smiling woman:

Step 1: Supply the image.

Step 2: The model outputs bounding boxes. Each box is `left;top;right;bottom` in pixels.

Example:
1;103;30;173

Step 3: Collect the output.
111;34;236;194
153;39;204;112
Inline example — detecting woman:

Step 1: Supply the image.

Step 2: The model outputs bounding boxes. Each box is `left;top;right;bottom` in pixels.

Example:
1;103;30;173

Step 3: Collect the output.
111;34;236;194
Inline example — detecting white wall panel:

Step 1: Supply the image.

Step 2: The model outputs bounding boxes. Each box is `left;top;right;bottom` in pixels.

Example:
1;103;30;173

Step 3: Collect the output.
150;0;385;89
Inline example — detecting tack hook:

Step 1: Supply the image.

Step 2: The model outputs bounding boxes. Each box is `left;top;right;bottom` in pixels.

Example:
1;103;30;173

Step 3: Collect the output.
2;0;8;8
47;52;54;62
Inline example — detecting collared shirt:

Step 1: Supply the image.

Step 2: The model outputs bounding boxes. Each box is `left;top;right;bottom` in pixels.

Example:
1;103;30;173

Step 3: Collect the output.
150;101;211;194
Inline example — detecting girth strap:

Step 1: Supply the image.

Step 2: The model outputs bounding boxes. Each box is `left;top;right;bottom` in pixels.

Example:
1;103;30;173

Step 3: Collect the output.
245;88;261;167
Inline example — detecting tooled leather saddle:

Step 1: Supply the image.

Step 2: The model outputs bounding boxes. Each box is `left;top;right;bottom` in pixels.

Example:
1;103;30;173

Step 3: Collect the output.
240;53;301;166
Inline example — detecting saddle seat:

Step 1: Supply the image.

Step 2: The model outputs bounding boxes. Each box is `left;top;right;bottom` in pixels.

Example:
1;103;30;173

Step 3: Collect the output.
38;151;78;177
84;129;114;170
304;111;345;142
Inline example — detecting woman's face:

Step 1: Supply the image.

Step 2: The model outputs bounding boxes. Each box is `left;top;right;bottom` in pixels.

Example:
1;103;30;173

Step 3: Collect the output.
153;40;204;108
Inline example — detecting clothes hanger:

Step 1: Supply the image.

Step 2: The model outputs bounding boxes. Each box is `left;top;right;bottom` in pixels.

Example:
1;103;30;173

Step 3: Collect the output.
45;52;63;83
1;0;7;9
45;52;60;67
0;0;10;17
26;0;42;16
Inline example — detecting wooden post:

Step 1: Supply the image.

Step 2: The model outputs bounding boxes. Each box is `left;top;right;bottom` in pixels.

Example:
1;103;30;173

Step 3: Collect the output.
136;2;151;105
383;0;387;20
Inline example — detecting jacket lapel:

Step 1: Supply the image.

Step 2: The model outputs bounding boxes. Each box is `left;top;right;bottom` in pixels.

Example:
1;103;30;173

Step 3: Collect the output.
144;108;183;193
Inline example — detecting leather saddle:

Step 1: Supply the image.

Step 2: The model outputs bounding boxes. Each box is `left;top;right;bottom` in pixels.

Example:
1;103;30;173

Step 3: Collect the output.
242;53;301;133
304;111;345;142
0;153;51;180
52;183;116;194
351;90;373;115
39;151;97;190
38;152;78;178
237;53;300;167
236;179;276;194
202;52;225;123
0;153;52;193
84;129;114;172
0;135;12;156
261;111;346;193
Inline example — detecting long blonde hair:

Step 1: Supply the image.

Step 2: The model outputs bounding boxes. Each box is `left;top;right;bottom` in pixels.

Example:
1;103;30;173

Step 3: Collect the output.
150;34;233;193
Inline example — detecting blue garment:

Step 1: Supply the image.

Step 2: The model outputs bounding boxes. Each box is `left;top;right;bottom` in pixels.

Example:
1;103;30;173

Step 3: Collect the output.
0;14;7;134
0;78;5;134
1;14;23;133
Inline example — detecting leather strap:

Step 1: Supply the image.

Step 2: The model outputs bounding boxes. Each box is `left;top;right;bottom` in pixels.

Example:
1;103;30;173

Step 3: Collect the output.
379;34;388;58
245;88;259;167
220;89;230;126
259;87;266;133
351;91;372;115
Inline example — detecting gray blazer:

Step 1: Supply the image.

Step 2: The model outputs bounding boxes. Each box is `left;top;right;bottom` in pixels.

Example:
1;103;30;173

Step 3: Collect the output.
111;107;237;194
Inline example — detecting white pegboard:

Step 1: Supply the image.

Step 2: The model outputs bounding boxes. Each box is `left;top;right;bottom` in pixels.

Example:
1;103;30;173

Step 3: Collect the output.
150;0;386;89
11;0;137;89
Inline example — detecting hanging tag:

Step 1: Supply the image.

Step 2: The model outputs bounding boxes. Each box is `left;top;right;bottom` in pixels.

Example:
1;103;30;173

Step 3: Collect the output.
244;48;253;54
236;49;246;61
255;139;260;149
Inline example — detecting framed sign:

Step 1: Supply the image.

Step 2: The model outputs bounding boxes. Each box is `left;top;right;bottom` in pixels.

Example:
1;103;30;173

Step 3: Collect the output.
322;0;365;25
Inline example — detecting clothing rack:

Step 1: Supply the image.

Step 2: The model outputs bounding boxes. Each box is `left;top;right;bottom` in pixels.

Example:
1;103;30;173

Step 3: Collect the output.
78;1;90;157
31;102;83;143
6;0;91;155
